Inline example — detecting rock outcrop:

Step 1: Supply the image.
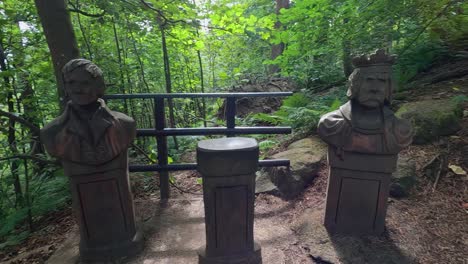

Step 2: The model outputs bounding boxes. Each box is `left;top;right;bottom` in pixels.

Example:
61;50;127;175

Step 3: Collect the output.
396;98;463;144
256;137;327;198
390;156;417;198
218;78;296;118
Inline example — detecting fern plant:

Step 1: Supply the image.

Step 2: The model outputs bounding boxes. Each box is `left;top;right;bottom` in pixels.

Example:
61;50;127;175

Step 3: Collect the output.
250;89;346;133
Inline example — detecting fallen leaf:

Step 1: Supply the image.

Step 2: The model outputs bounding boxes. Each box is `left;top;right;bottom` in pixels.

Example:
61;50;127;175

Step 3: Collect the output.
462;202;468;210
449;164;467;175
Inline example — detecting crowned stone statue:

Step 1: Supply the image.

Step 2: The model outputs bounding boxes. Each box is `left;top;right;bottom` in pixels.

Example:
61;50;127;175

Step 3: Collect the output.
318;49;413;155
317;50;413;235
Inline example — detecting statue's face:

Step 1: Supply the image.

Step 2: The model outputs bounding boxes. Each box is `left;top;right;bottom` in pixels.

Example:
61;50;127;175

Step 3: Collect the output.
356;73;388;108
64;68;99;105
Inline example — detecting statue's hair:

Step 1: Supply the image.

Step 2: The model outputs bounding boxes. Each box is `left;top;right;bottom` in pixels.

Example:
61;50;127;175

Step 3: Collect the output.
62;59;106;97
346;68;394;105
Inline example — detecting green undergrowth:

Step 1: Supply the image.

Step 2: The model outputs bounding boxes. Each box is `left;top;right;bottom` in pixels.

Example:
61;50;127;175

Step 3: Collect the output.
246;88;347;135
0;167;70;250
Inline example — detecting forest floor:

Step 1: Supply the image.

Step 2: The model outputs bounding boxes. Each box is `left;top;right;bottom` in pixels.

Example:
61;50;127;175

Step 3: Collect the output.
0;61;467;264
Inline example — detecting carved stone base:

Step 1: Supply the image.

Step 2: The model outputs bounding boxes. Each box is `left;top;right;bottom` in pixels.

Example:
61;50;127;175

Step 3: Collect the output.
198;242;262;264
324;147;397;235
80;229;143;262
64;153;143;262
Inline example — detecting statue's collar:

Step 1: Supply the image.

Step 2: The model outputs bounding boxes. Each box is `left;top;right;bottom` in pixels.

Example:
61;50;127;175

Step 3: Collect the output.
339;101;353;121
339;101;393;120
64;99;115;145
339;101;393;134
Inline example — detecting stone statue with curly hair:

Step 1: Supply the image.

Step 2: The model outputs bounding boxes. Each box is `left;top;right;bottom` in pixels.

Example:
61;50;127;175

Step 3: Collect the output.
40;59;142;261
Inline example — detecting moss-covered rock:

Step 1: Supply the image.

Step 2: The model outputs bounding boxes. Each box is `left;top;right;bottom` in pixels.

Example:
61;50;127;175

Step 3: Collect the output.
396;99;463;144
261;137;327;198
390;156;416;198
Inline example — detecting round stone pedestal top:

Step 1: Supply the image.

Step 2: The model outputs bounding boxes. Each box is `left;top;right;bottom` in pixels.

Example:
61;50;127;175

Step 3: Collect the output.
197;137;258;152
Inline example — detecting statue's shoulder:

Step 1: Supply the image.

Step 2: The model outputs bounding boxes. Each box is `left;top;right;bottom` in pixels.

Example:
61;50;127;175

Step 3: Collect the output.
391;114;413;142
110;111;136;142
40;111;69;157
319;109;345;123
383;107;412;132
317;102;352;146
111;111;136;128
383;107;413;149
317;101;350;131
40;112;67;141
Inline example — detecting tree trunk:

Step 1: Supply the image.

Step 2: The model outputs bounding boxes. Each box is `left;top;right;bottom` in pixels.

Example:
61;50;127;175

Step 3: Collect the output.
269;0;289;75
75;0;93;59
129;29;155;131
197;49;207;127
342;43;353;78
342;18;353;79
0;40;23;207
160;26;178;149
111;16;129;114
34;0;80;110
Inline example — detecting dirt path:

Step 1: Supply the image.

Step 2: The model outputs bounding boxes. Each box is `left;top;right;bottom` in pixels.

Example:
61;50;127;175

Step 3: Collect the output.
32;153;467;264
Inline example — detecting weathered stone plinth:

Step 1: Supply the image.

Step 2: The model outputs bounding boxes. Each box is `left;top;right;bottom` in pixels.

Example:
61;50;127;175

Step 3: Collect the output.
324;147;397;235
64;153;143;262
197;137;262;264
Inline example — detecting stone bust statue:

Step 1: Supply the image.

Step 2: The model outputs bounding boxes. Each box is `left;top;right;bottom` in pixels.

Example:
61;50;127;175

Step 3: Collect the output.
40;59;142;261
40;59;136;165
317;49;413;155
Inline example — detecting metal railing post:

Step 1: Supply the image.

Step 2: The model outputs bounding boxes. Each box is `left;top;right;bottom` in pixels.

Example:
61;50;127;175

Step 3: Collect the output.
226;97;236;137
155;97;170;200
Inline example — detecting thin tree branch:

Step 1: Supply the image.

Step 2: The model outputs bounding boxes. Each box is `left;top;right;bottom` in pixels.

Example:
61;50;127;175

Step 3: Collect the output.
0;154;59;165
131;143;156;163
139;0;187;26
0;109;40;134
139;0;168;23
68;8;106;18
67;1;106;18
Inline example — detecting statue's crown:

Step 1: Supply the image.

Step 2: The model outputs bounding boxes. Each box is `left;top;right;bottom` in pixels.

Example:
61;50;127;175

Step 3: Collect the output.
352;49;396;68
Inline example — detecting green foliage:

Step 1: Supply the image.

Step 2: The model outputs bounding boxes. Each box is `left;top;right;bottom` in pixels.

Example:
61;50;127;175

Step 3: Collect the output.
281;93;310;108
265;0;466;89
251;89;347;133
258;140;277;151
452;94;468;104
250;113;282;125
196;178;203;185
0;231;29;250
30;171;70;216
0;169;70;248
277;106;323;132
394;41;446;86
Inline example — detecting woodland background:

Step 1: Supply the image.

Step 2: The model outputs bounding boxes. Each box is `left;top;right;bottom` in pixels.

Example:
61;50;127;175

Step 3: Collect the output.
0;0;467;250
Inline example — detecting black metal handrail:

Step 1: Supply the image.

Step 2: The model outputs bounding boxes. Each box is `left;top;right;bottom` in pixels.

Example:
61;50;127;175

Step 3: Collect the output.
104;92;292;199
105;92;292;99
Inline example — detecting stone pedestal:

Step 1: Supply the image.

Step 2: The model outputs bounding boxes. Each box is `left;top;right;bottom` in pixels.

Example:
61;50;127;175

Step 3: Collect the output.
324;146;397;235
64;153;143;262
197;137;262;264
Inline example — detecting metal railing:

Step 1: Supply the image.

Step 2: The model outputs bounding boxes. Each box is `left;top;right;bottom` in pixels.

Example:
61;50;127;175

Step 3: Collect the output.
105;92;292;199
